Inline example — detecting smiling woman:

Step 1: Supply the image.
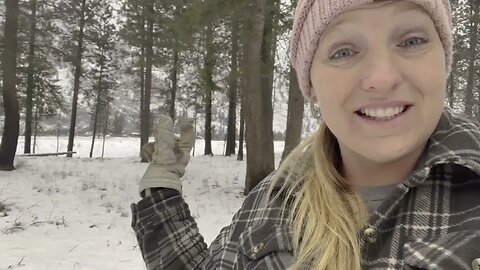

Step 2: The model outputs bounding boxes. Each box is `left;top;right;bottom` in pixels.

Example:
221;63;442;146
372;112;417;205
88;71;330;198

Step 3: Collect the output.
309;1;447;186
131;0;480;269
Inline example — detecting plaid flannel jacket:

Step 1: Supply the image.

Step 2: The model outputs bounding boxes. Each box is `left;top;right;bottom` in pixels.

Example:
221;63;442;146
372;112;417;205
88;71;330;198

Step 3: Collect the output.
131;107;480;270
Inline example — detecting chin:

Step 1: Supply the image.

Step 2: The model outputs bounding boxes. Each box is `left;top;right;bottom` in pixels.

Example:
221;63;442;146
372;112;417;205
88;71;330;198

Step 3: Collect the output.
360;138;425;165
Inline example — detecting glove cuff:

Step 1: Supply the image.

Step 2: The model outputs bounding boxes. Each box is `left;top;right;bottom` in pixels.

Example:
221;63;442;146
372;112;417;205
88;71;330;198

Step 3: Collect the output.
139;164;182;196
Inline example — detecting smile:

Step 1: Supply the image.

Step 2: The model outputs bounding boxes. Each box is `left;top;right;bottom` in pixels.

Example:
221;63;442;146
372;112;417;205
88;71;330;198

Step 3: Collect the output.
355;105;412;121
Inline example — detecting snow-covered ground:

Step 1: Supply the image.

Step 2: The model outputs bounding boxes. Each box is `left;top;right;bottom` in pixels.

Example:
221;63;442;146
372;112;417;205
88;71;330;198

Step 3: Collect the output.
0;136;285;270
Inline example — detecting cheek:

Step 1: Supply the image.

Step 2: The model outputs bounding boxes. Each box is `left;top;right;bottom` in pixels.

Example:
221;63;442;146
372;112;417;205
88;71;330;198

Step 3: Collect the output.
409;47;447;96
406;59;446;103
314;87;341;118
311;73;351;111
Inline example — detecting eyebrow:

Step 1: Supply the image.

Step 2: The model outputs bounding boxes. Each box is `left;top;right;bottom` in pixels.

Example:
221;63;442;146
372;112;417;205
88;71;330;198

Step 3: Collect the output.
321;4;430;39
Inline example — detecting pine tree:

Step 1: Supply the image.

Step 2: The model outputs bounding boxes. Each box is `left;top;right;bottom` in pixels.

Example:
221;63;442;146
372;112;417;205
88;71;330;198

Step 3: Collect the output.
281;0;304;162
121;0;209;159
464;0;479;116
0;4;6;120
282;67;304;162
142;0;154;161
57;0;97;157
203;22;215;156
86;1;118;158
447;0;480;116
225;2;240;156
23;0;38;154
243;0;281;194
0;0;20;171
18;0;63;153
120;0;148;158
121;0;162;161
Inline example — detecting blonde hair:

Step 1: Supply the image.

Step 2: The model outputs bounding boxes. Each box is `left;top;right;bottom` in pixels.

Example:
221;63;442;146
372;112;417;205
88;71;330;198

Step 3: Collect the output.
268;123;368;269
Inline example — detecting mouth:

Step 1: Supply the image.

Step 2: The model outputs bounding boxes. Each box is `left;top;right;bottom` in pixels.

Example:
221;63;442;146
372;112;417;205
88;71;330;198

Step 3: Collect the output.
355;105;413;121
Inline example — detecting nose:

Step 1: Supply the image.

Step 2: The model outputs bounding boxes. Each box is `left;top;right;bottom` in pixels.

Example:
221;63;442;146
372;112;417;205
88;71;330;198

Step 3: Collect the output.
361;50;402;93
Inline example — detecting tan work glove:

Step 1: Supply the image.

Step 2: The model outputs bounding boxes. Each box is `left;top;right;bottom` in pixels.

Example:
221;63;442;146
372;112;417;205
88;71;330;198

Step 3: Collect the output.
139;115;195;196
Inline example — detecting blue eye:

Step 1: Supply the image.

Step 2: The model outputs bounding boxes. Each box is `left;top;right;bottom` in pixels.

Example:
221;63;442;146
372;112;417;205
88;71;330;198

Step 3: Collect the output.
330;48;357;60
400;37;428;48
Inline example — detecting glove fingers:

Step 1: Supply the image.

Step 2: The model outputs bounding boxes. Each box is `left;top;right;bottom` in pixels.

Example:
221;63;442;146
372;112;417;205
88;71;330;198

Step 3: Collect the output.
152;115;176;165
178;119;195;152
141;142;155;161
158;114;174;130
155;115;175;149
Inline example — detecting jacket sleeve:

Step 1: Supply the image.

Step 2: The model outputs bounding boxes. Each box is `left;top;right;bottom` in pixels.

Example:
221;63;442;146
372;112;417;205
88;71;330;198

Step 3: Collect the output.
131;188;212;269
130;173;292;270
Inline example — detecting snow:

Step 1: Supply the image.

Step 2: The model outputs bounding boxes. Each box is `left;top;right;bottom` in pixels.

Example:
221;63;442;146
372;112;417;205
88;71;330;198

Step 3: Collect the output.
0;137;285;270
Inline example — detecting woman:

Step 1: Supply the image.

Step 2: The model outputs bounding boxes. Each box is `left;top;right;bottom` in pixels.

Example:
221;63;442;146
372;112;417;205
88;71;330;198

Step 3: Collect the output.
131;0;480;269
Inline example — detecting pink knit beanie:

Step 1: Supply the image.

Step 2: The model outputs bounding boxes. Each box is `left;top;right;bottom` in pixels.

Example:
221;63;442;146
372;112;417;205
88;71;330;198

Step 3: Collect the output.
290;0;453;99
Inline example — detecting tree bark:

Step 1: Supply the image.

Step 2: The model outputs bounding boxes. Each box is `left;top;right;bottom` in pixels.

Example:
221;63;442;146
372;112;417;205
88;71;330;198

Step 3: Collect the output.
32;99;39;154
89;54;104;158
447;54;457;108
102;103;109;158
169;48;178;122
260;0;277;108
464;0;479;117
204;23;214;156
139;6;146;160
24;0;37;154
281;66;304;162
244;0;275;194
67;0;87;157
0;0;20;171
237;88;245;161
226;10;239;156
141;0;154;162
237;6;248;162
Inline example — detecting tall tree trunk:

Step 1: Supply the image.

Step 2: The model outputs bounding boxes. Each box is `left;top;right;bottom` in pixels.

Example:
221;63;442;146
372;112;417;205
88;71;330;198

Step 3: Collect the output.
193;109;198;156
204;23;214;156
226;10;239;157
237;10;248;162
169;48;178;122
447;54;457;108
464;0;479;117
139;6;146;160
56;110;61;153
244;0;275;194
89;56;104;158
33;100;39;154
89;97;100;158
141;0;154;162
261;0;278;109
281;66;304;162
67;0;87;157
24;0;37;154
237;88;245;161
0;0;20;171
102;103;109;158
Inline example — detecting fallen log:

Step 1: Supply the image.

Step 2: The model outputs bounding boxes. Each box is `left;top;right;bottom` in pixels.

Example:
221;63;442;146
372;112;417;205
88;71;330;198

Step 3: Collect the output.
17;151;77;157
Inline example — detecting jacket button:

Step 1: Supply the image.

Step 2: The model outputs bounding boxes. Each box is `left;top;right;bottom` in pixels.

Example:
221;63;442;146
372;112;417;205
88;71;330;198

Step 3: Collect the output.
472;258;480;270
252;242;264;254
364;227;378;243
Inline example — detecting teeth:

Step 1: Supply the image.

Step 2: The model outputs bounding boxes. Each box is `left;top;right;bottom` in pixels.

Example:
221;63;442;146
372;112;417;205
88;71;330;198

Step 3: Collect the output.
376;108;386;118
360;106;405;118
393;107;400;115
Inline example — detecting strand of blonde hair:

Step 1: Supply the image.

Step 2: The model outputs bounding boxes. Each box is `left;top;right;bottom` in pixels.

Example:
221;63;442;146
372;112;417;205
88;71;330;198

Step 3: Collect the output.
269;123;368;269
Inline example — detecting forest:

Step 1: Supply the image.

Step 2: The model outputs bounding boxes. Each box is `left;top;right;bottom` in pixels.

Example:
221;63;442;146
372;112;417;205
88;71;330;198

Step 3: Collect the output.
0;0;479;193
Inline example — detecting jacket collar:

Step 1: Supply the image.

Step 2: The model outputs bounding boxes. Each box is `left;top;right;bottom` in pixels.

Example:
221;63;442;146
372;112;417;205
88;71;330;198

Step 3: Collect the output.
404;106;480;187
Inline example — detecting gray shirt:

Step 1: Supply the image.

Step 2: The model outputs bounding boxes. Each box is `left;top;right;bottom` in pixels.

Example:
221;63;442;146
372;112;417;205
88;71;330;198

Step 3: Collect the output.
358;183;398;213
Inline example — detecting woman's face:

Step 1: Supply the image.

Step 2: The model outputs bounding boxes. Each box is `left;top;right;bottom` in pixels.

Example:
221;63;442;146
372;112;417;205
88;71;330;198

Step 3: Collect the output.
310;0;446;165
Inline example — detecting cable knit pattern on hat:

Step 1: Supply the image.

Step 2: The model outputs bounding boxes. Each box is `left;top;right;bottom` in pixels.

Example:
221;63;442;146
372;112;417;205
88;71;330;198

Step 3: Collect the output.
290;0;453;99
